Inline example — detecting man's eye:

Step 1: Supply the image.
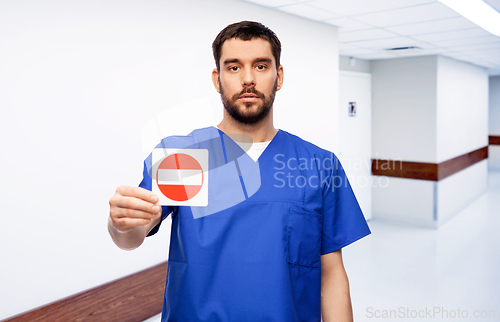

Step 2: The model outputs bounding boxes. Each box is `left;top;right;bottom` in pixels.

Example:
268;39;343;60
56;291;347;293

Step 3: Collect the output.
230;66;239;71
256;65;266;70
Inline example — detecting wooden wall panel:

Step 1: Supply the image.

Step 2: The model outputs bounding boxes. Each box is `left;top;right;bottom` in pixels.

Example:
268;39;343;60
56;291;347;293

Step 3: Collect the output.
438;147;488;180
2;262;168;322
372;146;488;181
372;159;438;181
490;136;500;145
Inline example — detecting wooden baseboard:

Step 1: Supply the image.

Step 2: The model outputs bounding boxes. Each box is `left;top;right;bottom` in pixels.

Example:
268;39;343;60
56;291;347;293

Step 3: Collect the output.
372;146;488;181
2;262;167;322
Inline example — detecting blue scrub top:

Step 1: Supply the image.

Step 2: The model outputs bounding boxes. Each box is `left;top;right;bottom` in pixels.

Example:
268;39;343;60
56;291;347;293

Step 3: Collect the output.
140;126;370;322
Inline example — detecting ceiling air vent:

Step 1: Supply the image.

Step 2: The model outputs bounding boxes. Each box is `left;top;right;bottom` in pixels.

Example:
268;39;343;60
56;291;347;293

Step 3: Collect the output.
385;46;423;55
385;46;421;51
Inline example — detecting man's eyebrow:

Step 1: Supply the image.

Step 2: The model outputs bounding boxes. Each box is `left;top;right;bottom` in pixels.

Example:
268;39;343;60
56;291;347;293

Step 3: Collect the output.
254;57;273;64
223;57;273;65
223;58;241;65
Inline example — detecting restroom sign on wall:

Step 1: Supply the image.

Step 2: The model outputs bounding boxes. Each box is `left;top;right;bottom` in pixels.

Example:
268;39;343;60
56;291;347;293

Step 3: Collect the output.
152;148;208;206
349;102;356;117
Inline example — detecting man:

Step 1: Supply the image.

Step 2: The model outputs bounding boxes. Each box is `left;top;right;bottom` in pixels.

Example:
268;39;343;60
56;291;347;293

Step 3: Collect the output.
109;21;370;321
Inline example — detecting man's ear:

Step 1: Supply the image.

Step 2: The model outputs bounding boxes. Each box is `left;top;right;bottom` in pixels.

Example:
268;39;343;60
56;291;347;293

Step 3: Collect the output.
212;68;221;93
276;65;284;91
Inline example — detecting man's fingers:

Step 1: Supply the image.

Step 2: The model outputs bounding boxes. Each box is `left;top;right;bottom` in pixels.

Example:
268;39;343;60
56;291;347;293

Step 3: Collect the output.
116;185;159;203
113;207;160;220
113;195;161;215
114;217;154;228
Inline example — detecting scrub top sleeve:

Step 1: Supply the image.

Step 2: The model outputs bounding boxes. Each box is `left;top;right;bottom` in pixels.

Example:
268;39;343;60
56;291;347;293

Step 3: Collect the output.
321;154;371;255
137;160;173;237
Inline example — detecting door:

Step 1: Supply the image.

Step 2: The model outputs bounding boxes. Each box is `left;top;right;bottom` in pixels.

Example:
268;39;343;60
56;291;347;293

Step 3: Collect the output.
339;71;372;220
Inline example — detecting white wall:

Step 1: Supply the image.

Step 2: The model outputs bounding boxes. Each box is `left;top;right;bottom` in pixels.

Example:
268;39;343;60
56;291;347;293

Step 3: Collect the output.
489;76;500;136
489;146;500;170
371;159;488;228
372;177;436;228
371;55;489;228
436;56;489;163
274;16;339;153
339;55;370;73
370;56;437;226
0;0;339;319
435;57;489;225
371;56;438;163
437;160;487;225
489;76;500;170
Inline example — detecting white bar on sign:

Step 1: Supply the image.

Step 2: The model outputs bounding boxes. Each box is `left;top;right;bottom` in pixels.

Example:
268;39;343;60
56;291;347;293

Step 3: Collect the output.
157;169;202;185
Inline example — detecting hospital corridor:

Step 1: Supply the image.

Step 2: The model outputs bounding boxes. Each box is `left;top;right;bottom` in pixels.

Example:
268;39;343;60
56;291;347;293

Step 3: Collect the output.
1;0;500;321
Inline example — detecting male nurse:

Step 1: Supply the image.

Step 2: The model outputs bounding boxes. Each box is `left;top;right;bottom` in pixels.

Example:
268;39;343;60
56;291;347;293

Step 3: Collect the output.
108;21;370;322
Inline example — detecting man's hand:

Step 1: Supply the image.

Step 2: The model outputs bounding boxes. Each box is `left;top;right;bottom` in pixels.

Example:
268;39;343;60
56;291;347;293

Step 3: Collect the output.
108;185;163;250
109;185;162;232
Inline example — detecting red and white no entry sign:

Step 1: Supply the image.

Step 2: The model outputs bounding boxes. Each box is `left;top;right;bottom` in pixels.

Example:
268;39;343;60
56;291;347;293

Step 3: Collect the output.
152;148;209;206
156;153;203;201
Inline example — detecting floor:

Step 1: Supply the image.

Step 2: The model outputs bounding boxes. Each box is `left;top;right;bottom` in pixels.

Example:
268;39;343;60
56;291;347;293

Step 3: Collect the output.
144;171;500;322
143;314;162;322
346;170;500;321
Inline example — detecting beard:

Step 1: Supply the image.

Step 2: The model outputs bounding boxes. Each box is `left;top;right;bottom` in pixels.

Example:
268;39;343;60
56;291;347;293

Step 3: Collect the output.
220;79;277;125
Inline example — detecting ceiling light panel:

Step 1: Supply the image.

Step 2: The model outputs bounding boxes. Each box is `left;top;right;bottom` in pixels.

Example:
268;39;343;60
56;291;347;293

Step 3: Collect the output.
386;16;478;35
307;0;436;16
439;0;500;36
483;0;500;12
439;0;500;37
353;3;459;28
278;3;339;21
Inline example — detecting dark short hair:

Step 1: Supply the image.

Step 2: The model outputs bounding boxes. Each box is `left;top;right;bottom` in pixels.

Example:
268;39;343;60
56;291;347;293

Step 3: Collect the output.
212;21;281;71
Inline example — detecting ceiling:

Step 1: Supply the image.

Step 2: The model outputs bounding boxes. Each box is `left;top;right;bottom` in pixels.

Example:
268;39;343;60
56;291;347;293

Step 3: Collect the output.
242;0;500;75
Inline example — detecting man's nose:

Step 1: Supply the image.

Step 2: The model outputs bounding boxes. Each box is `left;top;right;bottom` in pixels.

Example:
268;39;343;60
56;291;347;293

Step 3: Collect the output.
242;68;255;86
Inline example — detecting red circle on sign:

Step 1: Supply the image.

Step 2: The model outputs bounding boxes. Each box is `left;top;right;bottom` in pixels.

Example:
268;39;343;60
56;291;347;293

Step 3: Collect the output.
156;153;204;201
